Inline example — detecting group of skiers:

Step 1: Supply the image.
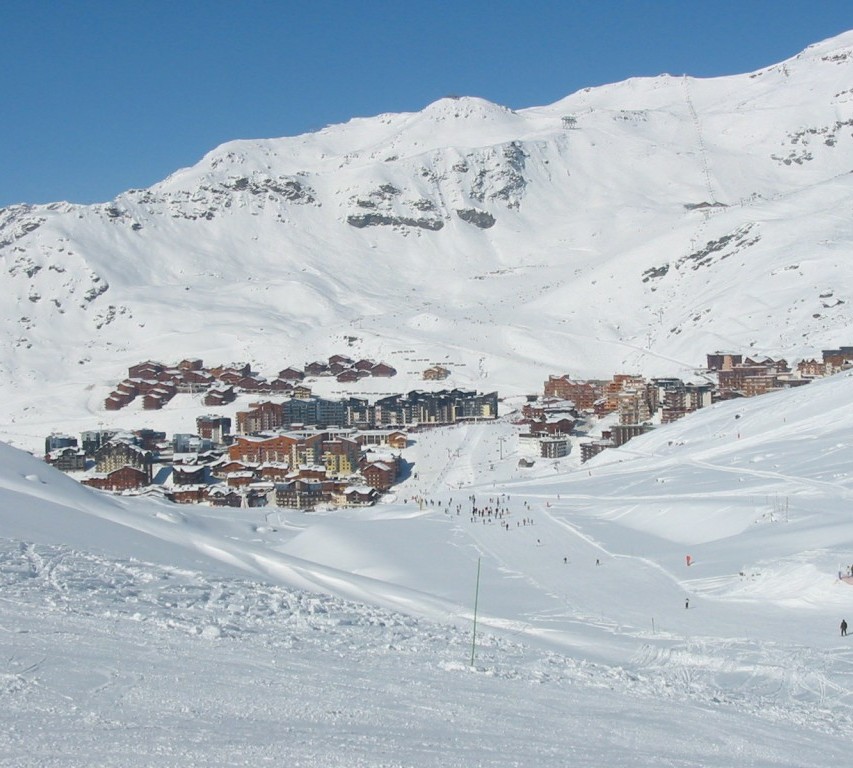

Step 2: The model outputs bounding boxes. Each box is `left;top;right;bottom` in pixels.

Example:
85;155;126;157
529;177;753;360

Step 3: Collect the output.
408;490;853;629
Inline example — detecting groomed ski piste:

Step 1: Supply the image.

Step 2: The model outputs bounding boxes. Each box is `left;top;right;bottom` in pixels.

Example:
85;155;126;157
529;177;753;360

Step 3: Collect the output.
2;371;853;766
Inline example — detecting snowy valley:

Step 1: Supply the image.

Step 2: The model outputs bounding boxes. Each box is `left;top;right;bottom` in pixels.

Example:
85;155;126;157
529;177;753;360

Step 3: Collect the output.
3;369;853;765
2;30;853;767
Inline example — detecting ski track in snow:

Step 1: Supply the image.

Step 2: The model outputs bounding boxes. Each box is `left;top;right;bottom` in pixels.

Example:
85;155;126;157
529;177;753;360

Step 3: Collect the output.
2;538;853;766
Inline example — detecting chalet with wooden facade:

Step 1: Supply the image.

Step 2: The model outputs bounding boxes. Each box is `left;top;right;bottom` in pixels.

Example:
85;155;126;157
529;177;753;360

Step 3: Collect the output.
196;415;231;444
354;429;408;449
143;382;177;410
237;401;286;434
205;486;244;508
336;369;362;383
717;357;790;397
171;485;207;504
274;478;346;509
228;431;361;479
581;440;612;463
46;446;87;472
371;362;397;377
172;464;207;485
423;365;450;381
528;417;575;436
361;462;393;491
93;440;153;481
304;361;330;376
343;486;381;506
278;367;305;381
798;358;832;377
822;347;853;370
706;353;743;371
655;380;713;423
256;463;291;482
128;361;165;379
203;386;236;406
229;434;296;464
610;424;655;448
82;466;149;492
543;376;601;410
211;459;258;479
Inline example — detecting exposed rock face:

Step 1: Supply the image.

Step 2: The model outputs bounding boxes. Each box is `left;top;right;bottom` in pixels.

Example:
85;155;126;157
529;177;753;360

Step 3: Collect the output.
346;214;444;230
456;208;496;229
469;142;528;209
0;206;46;248
346;184;444;230
225;176;316;203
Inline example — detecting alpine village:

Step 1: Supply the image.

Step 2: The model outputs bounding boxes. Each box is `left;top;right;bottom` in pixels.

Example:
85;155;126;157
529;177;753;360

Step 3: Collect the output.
42;346;853;510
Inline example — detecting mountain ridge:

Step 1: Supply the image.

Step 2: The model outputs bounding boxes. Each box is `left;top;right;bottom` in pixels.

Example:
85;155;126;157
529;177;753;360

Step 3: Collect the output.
2;31;853;450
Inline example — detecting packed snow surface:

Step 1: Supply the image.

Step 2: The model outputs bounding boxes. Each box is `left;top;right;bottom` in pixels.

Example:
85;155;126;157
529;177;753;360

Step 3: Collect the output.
3;371;853;765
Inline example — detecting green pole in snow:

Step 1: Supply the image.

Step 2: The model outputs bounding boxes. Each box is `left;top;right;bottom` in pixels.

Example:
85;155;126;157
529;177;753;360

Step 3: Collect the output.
470;557;481;666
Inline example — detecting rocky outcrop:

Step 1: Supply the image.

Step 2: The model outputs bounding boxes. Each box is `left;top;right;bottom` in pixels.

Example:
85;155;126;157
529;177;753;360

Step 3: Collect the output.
456;208;496;229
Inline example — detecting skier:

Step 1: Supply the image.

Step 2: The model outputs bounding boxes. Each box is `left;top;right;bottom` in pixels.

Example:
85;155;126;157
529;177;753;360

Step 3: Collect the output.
842;619;848;637
685;598;689;610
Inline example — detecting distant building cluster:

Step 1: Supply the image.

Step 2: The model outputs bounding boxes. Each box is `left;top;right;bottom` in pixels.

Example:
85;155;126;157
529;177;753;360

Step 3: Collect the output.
233;389;498;434
48;378;497;509
45;419;408;509
46;342;853;499
104;355;400;411
534;346;851;463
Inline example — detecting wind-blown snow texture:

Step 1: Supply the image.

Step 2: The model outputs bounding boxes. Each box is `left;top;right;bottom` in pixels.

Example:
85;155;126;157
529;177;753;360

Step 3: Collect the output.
2;33;853;451
3;32;853;766
3;365;853;765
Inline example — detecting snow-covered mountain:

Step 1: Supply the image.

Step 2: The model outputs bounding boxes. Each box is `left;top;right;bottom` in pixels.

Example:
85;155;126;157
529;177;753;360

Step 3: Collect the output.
3;32;853;449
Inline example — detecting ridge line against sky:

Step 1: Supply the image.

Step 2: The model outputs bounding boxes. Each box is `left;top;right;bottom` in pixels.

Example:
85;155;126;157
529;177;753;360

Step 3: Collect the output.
2;1;852;208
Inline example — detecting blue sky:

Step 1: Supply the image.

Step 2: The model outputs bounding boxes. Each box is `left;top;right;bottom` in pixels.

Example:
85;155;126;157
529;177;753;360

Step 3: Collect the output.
2;1;851;207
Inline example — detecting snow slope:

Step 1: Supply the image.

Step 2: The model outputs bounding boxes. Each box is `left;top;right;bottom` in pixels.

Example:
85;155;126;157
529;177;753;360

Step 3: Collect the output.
3;370;853;765
2;32;853;451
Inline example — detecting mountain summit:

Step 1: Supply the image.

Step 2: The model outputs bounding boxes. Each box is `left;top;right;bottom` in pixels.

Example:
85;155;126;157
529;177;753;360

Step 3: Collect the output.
2;31;853;443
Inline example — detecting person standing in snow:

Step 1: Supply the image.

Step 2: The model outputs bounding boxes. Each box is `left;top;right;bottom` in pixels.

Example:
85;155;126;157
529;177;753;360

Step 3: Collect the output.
842;619;848;637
